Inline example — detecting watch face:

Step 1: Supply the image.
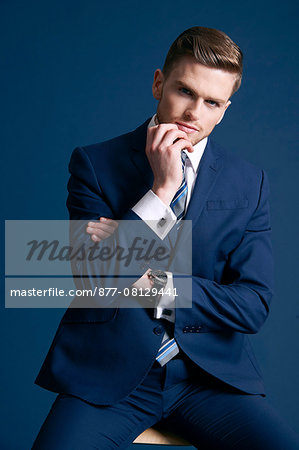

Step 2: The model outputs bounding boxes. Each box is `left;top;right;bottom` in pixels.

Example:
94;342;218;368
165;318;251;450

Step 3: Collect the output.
150;270;168;287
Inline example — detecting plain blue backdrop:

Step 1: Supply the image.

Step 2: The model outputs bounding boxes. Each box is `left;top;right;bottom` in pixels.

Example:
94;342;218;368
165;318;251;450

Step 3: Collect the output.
1;0;298;448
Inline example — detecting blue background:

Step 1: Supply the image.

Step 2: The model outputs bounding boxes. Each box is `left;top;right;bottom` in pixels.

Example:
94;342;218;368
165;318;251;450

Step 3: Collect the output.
1;0;298;448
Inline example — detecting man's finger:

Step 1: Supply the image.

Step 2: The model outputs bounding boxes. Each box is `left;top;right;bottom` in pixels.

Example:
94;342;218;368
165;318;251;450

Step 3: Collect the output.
87;219;119;231
171;138;194;153
86;218;119;242
89;229;113;242
86;226;115;238
150;124;180;149
87;223;117;234
151;129;189;151
146;123;179;150
88;218;118;226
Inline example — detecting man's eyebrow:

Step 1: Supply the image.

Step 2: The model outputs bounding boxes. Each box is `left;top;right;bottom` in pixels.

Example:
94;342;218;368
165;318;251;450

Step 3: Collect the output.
175;80;196;94
175;80;227;104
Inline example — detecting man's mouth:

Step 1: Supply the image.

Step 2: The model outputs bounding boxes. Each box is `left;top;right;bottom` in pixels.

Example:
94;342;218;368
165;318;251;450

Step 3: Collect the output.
175;122;199;133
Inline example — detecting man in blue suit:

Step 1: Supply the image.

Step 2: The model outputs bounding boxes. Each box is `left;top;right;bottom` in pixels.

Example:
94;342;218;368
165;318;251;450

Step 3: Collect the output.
33;27;299;449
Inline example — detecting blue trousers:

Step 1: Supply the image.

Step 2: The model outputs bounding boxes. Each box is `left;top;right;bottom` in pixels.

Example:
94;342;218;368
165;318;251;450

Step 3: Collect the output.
33;356;299;449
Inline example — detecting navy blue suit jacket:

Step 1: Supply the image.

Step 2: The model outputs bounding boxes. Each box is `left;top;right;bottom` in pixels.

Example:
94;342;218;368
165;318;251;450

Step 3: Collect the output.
35;119;274;404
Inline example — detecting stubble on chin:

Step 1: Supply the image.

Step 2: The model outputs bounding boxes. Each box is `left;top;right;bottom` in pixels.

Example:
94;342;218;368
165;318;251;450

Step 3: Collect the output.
189;133;204;146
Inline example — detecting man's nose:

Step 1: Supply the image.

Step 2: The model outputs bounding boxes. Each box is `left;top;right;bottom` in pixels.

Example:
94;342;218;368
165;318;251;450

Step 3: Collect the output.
184;100;203;122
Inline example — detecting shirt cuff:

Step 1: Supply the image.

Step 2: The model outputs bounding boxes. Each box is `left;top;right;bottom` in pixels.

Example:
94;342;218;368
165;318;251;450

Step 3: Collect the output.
132;190;176;240
154;272;175;323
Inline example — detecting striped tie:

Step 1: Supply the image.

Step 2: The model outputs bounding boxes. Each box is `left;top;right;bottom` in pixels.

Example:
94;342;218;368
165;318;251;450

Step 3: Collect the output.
170;151;188;222
156;330;179;366
156;151;188;367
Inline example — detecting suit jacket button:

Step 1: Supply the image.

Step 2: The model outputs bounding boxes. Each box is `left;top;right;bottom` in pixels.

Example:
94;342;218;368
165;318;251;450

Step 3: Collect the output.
153;326;163;335
183;326;189;333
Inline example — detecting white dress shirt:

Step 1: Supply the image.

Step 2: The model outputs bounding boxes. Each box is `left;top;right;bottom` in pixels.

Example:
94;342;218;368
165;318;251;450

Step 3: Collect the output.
132;115;208;321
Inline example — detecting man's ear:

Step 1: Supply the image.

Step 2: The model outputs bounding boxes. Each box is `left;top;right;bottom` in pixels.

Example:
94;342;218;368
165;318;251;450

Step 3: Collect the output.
216;100;231;125
152;69;164;100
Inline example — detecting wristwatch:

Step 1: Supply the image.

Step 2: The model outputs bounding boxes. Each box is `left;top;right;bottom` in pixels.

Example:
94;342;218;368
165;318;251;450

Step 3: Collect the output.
148;270;168;290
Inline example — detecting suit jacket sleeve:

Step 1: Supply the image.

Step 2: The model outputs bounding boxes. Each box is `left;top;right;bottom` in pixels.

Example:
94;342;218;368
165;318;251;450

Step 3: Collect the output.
175;169;274;334
67;146;137;220
66;146;170;306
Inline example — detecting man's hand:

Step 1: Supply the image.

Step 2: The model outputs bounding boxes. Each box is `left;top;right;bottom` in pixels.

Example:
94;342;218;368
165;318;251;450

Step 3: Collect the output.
86;218;152;290
132;268;153;290
146;123;194;205
86;218;119;242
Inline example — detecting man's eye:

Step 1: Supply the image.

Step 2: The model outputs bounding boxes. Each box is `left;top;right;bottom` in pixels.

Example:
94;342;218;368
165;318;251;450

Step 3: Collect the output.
179;87;192;96
206;100;219;107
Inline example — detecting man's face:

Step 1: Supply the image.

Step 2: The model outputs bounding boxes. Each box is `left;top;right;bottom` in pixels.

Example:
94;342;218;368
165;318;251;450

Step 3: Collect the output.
152;56;237;145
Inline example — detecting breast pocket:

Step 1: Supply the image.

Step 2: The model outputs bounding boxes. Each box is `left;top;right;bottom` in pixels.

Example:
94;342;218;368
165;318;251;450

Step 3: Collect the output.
207;198;249;210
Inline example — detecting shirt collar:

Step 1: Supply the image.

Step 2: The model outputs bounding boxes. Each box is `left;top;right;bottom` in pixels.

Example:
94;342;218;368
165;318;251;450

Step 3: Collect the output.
148;114;207;173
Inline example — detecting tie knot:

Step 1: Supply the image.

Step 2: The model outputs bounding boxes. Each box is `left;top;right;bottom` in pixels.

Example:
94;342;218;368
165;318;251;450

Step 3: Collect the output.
181;151;188;171
181;151;188;164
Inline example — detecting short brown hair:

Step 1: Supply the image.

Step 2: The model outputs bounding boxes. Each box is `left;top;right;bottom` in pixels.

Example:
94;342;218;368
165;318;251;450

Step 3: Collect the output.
163;26;243;95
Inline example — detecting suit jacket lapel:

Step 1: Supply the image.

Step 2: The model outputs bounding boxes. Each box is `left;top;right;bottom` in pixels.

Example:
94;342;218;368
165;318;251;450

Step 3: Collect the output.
129;118;153;190
184;139;223;229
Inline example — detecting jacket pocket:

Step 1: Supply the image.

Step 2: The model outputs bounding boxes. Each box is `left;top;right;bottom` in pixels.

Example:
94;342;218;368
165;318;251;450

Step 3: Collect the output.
207;198;249;210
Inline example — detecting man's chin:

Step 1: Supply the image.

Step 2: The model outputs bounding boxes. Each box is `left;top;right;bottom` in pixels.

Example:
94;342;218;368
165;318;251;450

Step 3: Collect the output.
189;134;205;146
